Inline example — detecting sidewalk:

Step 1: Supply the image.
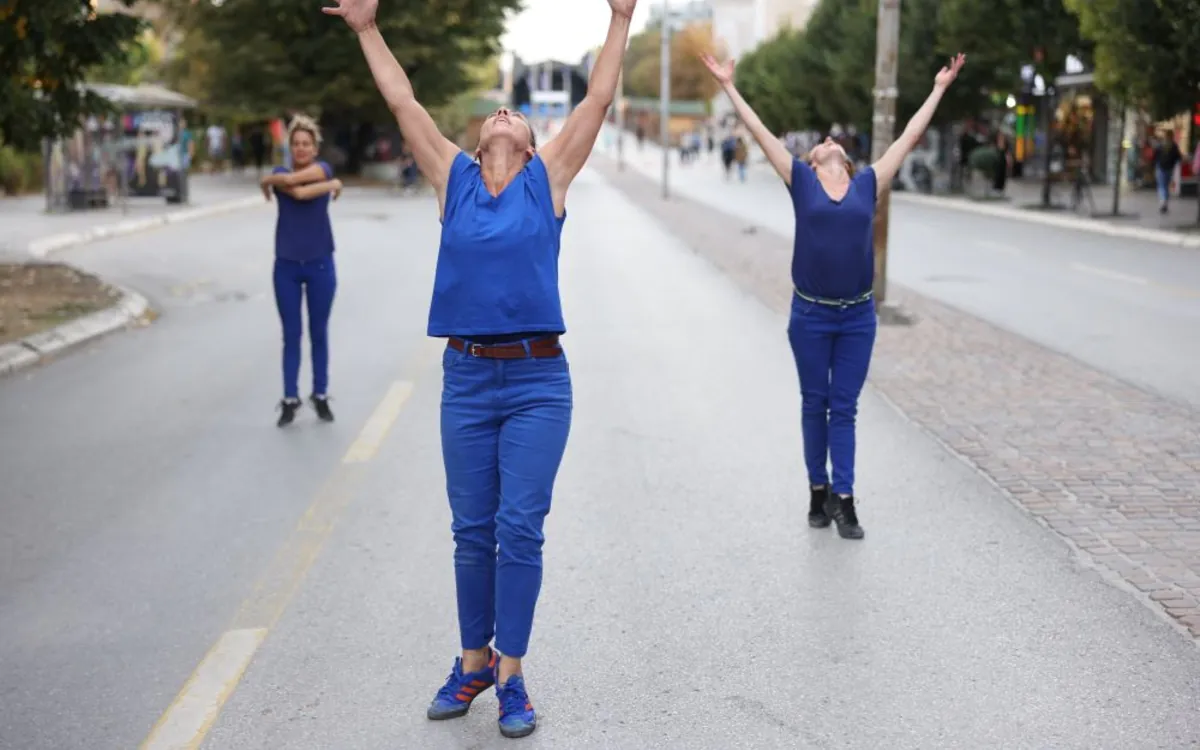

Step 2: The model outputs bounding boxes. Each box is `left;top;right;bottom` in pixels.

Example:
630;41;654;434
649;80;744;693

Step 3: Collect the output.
597;128;1200;246
0;172;266;261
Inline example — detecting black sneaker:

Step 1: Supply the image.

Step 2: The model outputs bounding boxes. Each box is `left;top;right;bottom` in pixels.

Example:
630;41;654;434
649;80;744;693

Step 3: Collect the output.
277;398;301;427
808;485;832;528
824;494;865;540
310;394;334;422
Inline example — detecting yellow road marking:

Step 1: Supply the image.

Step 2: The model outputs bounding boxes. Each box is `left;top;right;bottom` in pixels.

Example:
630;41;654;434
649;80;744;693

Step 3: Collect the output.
342;380;415;464
1070;262;1149;285
140;628;267;750
140;371;430;749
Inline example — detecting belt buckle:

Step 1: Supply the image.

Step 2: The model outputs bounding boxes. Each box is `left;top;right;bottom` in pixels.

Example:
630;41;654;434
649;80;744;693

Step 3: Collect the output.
469;344;484;357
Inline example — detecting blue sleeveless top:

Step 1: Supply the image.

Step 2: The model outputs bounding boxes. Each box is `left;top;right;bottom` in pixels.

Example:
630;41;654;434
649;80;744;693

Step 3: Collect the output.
788;160;877;300
427;152;567;337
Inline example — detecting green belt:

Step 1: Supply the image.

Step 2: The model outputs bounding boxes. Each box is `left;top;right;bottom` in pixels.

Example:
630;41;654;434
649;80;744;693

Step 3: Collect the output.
793;288;874;307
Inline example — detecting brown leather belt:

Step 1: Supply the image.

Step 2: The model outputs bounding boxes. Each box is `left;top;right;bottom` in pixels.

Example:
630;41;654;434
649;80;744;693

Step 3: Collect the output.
447;335;562;359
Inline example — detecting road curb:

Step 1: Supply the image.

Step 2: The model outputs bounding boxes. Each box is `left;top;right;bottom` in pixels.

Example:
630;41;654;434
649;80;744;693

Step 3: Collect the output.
891;191;1200;248
26;195;264;258
0;284;150;378
3;193;258;378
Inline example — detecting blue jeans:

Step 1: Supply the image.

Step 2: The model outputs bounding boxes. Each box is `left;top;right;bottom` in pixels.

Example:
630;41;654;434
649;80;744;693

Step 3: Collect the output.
273;256;337;399
1156;166;1172;204
787;295;877;496
441;342;573;658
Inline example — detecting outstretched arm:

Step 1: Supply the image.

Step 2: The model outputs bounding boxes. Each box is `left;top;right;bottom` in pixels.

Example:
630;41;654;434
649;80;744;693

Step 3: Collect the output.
701;54;794;185
872;53;966;198
540;1;636;213
323;0;460;203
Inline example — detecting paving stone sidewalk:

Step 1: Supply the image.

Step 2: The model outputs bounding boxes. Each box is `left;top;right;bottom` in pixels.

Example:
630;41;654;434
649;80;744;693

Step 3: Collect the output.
591;153;1200;642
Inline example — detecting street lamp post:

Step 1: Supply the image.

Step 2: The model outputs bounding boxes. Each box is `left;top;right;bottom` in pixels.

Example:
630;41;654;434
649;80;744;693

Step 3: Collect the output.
660;0;671;199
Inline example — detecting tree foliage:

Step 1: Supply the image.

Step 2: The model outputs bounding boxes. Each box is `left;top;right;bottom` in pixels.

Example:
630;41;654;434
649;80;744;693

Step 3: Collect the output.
622;22;722;101
88;28;166;87
1064;0;1200;119
0;0;146;150
161;0;521;122
733;0;1088;133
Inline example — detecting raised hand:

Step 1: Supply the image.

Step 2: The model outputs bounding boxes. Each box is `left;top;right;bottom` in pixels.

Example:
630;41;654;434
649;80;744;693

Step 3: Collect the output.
935;53;966;89
608;0;636;19
699;53;735;86
321;0;378;32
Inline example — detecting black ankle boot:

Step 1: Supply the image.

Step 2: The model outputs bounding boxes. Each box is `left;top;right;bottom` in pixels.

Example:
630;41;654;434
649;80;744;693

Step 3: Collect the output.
808;485;832;528
824;494;865;540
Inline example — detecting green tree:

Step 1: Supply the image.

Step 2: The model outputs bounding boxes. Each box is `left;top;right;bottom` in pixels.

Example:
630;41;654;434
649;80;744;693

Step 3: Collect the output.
937;0;1087;105
162;0;521;167
1064;0;1200;119
88;27;165;86
0;0;145;150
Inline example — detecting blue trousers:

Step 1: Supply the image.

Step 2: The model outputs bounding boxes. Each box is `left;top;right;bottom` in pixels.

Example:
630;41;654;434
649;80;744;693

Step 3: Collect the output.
1156;166;1172;205
787;296;877;496
440;343;573;658
273;257;337;399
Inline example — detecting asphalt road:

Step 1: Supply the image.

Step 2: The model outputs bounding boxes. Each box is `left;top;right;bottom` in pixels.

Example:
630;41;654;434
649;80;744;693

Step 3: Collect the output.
607;136;1200;410
2;168;1200;749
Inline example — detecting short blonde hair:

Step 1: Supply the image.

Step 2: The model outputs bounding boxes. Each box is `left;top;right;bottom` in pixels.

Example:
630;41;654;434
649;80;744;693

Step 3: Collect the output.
287;114;322;146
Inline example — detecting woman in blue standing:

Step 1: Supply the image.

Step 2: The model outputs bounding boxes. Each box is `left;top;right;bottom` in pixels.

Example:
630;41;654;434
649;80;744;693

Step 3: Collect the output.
324;0;636;738
259;115;343;427
702;51;966;540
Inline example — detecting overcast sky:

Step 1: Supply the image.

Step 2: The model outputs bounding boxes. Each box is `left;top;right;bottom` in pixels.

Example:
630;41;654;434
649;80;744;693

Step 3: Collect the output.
500;0;653;65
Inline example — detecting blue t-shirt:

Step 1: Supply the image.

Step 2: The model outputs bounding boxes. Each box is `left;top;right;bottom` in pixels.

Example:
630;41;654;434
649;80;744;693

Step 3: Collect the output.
427;152;566;337
788;160;877;300
272;161;335;262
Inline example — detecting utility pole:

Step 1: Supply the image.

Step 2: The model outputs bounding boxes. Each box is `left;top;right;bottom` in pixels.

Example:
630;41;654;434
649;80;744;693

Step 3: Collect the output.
870;0;901;306
660;0;671;199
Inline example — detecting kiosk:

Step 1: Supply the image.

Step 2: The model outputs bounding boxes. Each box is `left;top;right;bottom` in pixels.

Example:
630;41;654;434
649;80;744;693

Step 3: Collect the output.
43;83;198;213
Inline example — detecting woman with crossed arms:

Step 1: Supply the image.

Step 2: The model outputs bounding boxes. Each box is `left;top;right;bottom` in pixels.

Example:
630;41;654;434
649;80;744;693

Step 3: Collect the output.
702;51;966;540
259;115;343;427
324;0;636;738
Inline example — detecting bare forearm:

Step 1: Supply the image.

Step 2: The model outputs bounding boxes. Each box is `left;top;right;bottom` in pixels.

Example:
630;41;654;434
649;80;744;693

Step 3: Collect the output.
585;13;632;107
897;85;946;149
720;82;793;181
264;163;327;187
357;23;415;112
288;180;340;201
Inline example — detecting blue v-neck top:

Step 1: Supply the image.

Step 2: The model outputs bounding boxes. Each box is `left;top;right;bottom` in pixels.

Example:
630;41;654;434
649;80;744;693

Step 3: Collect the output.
789;160;877;300
427;152;567;337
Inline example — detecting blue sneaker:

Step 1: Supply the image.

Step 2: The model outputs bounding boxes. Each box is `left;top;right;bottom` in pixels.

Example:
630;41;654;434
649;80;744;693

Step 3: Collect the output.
496;672;537;739
426;649;497;720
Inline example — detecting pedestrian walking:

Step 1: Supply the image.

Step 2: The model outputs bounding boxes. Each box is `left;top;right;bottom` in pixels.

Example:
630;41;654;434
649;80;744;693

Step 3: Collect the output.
1153;130;1183;214
323;0;636;738
701;51;967;539
258;115;344;427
